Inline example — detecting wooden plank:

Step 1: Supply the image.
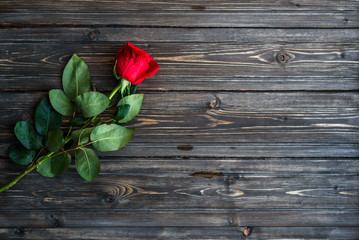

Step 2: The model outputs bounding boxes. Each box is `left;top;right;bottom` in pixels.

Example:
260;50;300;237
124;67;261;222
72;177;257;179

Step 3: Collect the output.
0;42;358;91
0;142;358;158
2;0;359;11
0;158;358;210
1;42;357;77
0;92;357;150
3;75;359;92
2;12;357;28
2;158;358;174
0;92;357;157
1;28;358;44
1;227;359;240
98;143;359;158
1;0;358;28
1;91;357;114
2;91;358;113
0;209;358;228
1;109;359;144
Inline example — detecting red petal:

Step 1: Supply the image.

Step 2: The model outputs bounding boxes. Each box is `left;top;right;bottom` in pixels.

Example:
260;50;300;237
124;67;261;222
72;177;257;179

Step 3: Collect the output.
127;42;151;61
147;59;160;76
132;59;159;85
121;54;149;84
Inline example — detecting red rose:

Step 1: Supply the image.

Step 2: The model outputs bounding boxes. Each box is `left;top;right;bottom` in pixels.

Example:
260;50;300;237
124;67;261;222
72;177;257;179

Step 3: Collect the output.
114;42;159;85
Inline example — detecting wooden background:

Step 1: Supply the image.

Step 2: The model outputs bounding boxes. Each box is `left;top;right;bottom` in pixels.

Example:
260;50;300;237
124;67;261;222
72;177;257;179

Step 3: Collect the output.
1;1;359;239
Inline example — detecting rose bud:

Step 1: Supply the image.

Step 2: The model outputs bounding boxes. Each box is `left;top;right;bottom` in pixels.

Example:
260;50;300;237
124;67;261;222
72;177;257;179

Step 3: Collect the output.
114;42;159;85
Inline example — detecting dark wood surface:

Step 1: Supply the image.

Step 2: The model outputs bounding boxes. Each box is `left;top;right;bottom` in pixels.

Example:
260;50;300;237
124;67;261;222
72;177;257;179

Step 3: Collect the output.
1;1;358;239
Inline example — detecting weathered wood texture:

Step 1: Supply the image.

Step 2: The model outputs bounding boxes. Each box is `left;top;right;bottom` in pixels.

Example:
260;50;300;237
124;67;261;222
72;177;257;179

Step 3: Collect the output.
2;227;359;240
1;0;359;239
1;158;358;210
1;0;359;28
1;38;358;91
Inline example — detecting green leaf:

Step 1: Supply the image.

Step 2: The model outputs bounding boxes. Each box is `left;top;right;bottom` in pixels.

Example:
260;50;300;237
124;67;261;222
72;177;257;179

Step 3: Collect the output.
46;128;64;152
49;89;76;116
75;92;110;118
129;85;137;95
69;116;88;127
62;54;91;101
37;153;71;177
14;121;42;150
75;147;100;181
116;94;144;124
72;127;94;146
8;144;35;165
90;124;135;152
113;104;130;122
35;96;63;135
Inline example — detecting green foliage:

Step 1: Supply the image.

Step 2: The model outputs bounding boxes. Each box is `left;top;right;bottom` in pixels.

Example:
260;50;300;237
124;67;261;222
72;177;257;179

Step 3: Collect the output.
129;85;137;95
3;52;147;192
72;127;94;146
49;89;76;116
37;153;71;177
35;96;62;135
75;147;100;181
62;54;91;101
90;124;135;152
75;92;110;118
116;94;144;124
69;116;88;126
8;144;35;165
46;129;64;152
14;121;42;150
113;104;130;122
64;139;74;150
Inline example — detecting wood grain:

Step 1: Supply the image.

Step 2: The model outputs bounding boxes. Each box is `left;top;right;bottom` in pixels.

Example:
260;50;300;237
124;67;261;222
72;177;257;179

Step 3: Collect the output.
2;12;358;28
2;227;359;240
2;0;359;11
0;92;358;155
1;28;359;44
0;158;358;210
1;209;358;228
1;0;359;238
0;42;358;91
1;0;358;28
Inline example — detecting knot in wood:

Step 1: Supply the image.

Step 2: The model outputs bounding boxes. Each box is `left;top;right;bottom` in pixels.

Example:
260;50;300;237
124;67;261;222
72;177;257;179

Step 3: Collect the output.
243;226;254;236
48;214;61;227
227;217;234;225
14;227;25;237
22;113;30;121
87;29;100;40
276;52;290;64
225;175;236;185
209;98;219;108
104;193;115;203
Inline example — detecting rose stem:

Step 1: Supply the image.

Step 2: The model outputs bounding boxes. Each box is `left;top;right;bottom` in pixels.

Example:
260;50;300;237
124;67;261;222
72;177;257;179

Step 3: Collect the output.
0;141;95;193
0;80;126;193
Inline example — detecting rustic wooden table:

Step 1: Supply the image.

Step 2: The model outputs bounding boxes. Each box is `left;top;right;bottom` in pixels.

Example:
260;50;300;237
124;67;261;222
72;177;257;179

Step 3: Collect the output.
1;1;359;239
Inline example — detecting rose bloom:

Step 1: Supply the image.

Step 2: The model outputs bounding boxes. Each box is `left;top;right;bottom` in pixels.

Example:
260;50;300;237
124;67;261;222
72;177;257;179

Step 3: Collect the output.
114;42;159;85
